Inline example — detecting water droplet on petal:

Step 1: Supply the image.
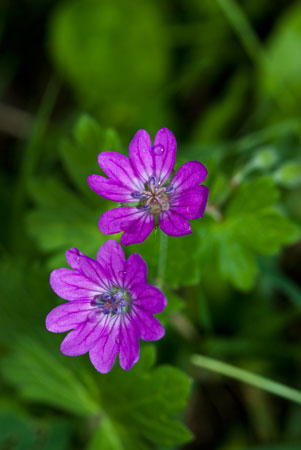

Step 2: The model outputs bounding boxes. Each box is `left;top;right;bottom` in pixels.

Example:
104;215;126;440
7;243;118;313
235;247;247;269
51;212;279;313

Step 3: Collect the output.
118;270;126;278
116;337;121;345
152;144;165;156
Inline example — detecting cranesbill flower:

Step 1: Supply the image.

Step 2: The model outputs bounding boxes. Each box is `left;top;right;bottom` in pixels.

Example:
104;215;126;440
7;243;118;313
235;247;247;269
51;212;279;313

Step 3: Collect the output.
46;240;166;373
88;127;209;245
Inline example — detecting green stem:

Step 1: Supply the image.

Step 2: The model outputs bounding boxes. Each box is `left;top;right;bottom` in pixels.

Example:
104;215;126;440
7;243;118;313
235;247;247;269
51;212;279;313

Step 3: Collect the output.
157;230;168;288
191;354;301;404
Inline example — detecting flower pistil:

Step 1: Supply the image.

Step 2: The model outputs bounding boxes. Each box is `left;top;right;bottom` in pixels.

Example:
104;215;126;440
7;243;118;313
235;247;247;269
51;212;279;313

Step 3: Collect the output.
132;176;173;214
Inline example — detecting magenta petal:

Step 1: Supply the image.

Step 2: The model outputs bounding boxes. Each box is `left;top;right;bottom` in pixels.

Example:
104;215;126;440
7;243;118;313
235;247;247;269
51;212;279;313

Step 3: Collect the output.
46;301;92;332
77;255;110;290
119;316;140;371
171;161;207;192
129;129;153;183
124;254;147;289
50;269;103;301
96;240;126;285
89;316;121;373
60;315;109;356
98;207;144;235
120;213;154;246
132;283;167;314
65;248;83;270
171;185;209;219
133;307;165;341
88;175;136;202
153;128;177;184
98;152;142;191
159;210;192;236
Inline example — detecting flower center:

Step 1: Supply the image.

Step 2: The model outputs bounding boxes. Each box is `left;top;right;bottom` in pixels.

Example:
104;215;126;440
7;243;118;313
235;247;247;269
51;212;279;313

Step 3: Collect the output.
132;177;173;214
89;288;129;321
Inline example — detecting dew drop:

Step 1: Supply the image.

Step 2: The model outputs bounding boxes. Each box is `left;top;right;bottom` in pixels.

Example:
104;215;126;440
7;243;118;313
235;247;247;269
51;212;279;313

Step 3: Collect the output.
118;270;126;278
116;337;121;345
152;144;165;156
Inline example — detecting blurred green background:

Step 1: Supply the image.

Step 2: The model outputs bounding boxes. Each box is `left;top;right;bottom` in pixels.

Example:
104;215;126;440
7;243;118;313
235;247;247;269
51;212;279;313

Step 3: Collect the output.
0;0;300;449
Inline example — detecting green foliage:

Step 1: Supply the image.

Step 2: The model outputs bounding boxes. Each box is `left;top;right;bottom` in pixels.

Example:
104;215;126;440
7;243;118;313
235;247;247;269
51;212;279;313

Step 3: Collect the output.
26;115;117;268
2;344;192;449
2;1;301;448
49;0;168;128
97;346;193;448
60;114;121;198
131;230;202;288
274;161;301;188
2;339;100;416
0;406;74;450
198;177;299;290
259;2;301;116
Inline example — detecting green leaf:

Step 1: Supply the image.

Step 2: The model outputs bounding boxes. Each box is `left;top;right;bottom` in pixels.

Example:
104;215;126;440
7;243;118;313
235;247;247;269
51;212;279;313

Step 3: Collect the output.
159;288;184;326
49;0;168;127
131;229;202;288
274;161;301;188
26;177;108;268
200;177;299;291
0;408;35;450
239;211;300;255
26;115;121;267
87;417;149;450
227;177;279;216
0;257;55;345
0;406;74;450
259;2;301;116
2;343;192;449
227;178;300;255
219;240;257;290
98;346;193;448
1;339;100;416
60;114;120;198
250;147;279;170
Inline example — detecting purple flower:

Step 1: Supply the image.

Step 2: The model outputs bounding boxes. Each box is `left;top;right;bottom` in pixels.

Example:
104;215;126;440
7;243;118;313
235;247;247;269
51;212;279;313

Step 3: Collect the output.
88;127;209;245
46;240;166;373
